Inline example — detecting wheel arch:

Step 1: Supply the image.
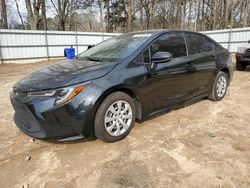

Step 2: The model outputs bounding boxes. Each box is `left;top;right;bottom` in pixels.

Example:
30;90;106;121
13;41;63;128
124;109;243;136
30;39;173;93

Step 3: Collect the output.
92;86;143;121
219;67;230;84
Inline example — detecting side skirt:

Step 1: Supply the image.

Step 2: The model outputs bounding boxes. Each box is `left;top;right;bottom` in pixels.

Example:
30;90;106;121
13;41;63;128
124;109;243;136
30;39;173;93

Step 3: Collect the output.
147;93;208;117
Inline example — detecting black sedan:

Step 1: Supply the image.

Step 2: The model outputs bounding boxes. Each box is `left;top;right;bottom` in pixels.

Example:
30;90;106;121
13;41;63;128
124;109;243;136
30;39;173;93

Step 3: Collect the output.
10;30;234;142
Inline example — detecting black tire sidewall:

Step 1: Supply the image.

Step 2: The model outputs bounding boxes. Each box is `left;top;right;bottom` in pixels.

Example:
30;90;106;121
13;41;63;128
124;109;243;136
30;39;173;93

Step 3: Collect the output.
236;61;246;71
94;92;136;142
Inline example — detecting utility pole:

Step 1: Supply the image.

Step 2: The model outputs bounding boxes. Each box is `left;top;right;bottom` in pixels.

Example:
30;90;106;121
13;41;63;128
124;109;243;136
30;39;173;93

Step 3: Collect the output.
227;1;234;51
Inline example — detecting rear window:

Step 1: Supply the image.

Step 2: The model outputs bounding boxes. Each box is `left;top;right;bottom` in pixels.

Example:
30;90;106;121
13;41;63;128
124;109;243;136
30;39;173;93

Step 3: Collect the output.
185;33;207;55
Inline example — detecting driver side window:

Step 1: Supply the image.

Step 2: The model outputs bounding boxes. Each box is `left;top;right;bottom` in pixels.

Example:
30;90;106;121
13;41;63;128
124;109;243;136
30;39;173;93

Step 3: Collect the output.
150;33;187;58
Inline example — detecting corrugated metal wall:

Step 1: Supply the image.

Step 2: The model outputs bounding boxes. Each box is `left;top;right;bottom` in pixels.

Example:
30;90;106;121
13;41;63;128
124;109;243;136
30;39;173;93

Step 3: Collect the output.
0;27;249;64
0;29;120;63
202;27;250;52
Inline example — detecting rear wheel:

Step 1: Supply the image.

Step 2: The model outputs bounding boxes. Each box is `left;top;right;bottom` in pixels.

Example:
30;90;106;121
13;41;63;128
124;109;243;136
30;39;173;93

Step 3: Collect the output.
236;61;246;71
94;92;135;142
208;71;228;101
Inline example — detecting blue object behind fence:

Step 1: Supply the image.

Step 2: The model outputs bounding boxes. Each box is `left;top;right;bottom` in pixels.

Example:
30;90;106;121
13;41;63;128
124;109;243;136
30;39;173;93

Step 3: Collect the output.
65;48;75;59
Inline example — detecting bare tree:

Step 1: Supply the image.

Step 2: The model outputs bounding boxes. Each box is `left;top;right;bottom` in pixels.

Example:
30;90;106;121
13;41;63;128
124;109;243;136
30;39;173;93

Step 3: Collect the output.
25;0;43;30
50;0;70;30
51;0;92;31
9;0;250;32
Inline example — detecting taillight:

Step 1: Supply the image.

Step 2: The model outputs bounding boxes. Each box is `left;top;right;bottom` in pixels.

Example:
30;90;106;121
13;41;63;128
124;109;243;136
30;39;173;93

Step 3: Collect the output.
235;52;241;57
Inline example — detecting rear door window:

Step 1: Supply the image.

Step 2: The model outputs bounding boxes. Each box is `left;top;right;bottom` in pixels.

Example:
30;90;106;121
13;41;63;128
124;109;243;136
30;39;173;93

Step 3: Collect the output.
185;33;207;55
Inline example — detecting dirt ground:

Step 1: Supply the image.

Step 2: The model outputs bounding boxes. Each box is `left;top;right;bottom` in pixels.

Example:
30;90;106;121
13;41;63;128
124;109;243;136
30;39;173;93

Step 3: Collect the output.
0;59;250;188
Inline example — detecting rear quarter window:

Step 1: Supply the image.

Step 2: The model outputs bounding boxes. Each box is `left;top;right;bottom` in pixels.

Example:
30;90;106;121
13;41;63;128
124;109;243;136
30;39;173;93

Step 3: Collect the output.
203;37;215;51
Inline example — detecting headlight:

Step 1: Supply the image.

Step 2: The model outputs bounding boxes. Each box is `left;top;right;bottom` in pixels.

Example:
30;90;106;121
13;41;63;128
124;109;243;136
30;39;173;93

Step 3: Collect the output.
27;84;88;105
237;47;247;53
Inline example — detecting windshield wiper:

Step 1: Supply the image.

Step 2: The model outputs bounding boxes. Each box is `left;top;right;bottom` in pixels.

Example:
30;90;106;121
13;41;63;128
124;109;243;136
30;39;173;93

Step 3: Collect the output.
87;56;104;62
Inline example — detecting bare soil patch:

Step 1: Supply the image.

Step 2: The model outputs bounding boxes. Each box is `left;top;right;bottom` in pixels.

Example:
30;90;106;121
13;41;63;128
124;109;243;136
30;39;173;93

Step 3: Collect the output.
0;60;249;188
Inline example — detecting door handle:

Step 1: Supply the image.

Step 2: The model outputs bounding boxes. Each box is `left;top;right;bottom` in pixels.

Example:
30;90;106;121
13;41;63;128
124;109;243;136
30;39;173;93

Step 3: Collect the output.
185;63;196;73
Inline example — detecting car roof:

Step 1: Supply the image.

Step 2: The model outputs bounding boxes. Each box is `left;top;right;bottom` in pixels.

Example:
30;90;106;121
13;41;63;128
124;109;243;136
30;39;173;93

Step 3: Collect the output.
127;29;210;38
129;29;197;34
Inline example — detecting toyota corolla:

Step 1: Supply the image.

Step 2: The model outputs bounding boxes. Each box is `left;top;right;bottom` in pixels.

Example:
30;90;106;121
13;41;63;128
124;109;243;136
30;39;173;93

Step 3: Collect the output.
10;30;234;142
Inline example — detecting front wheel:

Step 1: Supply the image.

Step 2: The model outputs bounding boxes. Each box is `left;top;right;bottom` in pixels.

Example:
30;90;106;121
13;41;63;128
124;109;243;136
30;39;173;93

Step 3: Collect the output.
94;92;135;142
208;71;228;101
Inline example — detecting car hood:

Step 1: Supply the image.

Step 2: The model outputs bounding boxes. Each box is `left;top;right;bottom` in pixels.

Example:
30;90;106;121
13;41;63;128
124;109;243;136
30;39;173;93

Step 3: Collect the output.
13;59;117;92
239;44;250;48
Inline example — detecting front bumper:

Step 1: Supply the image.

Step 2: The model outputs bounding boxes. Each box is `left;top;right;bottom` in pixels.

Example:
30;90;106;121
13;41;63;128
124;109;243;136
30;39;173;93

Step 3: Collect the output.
10;86;100;140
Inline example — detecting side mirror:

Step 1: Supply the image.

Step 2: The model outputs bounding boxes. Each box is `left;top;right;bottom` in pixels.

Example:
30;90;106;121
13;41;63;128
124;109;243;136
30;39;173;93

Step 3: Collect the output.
152;52;173;63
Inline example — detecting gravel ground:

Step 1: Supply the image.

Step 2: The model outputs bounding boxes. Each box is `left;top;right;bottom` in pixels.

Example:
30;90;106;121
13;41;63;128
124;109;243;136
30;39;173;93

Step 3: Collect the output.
0;59;250;188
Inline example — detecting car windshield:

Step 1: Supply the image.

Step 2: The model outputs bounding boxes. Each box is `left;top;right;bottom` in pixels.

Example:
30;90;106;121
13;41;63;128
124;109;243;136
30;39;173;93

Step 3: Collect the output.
78;33;152;62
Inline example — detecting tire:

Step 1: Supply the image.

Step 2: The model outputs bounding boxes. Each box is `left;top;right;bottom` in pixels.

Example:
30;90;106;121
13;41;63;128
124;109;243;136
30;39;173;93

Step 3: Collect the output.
236;61;246;71
208;71;228;101
94;92;136;142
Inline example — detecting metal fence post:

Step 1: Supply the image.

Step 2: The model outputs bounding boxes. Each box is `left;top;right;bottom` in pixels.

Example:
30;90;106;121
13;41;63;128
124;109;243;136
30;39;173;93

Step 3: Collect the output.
0;32;3;64
74;24;79;56
227;28;233;52
44;30;49;60
75;30;79;55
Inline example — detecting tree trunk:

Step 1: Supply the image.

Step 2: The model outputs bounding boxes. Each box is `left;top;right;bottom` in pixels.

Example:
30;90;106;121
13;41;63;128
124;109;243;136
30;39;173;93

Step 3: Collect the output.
197;0;201;30
139;0;144;30
187;0;192;30
41;0;47;30
224;0;228;28
105;0;111;32
150;0;156;29
144;4;150;30
183;0;187;29
176;0;183;29
212;0;217;30
127;0;132;32
201;0;205;30
1;0;8;29
14;0;25;29
25;0;42;30
97;0;104;32
242;1;250;27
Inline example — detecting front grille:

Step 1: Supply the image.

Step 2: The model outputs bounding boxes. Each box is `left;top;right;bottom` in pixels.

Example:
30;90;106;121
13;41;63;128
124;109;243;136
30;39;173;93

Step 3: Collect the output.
14;114;41;133
11;97;42;135
243;48;250;58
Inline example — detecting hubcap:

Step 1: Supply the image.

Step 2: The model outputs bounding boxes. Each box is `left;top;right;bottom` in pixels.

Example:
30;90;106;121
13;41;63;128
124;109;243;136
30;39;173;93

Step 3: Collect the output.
104;100;133;136
216;76;227;97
